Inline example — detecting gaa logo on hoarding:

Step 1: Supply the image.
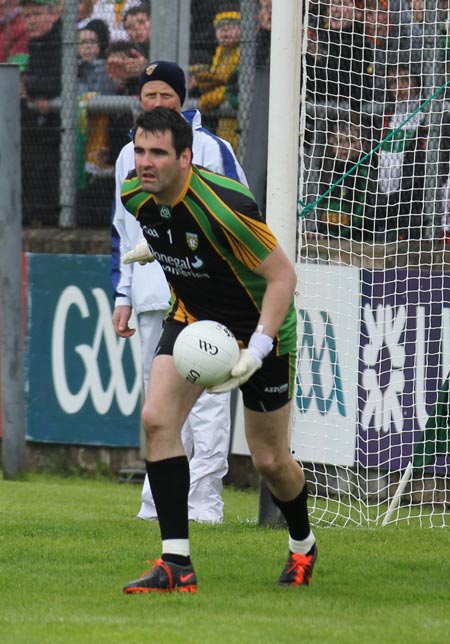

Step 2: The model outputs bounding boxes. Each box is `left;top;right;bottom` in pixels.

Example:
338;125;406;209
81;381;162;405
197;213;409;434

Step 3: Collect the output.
296;309;346;416
51;286;142;415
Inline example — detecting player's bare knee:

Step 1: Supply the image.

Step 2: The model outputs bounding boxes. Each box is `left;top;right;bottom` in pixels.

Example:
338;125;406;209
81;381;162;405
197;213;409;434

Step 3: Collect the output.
252;452;284;480
141;403;159;437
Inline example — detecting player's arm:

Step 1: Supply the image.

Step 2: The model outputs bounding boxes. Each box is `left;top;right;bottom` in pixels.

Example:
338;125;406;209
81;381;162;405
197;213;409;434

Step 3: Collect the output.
252;244;297;339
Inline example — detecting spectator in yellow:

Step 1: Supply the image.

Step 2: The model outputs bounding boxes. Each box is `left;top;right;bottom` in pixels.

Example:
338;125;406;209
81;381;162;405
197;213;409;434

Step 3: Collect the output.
193;7;240;152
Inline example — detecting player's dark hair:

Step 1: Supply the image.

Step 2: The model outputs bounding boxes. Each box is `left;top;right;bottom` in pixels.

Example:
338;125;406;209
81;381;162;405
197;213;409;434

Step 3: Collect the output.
133;107;193;159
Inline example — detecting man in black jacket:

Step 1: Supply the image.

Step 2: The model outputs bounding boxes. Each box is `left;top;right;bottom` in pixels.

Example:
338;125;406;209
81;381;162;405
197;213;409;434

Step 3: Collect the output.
21;0;62;225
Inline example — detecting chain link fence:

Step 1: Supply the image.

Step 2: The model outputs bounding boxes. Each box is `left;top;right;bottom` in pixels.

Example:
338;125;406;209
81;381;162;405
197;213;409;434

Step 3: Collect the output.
11;1;450;235
9;0;262;228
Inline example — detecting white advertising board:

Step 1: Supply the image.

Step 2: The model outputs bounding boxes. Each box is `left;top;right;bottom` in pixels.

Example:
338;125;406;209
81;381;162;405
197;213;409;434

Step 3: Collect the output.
232;264;360;464
292;264;360;466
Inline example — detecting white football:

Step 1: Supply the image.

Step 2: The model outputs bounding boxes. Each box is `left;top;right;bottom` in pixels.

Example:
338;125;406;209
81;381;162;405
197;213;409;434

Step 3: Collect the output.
173;320;240;387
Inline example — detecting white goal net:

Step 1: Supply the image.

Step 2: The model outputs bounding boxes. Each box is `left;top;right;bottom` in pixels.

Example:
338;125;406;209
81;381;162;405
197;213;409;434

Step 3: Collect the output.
294;0;450;526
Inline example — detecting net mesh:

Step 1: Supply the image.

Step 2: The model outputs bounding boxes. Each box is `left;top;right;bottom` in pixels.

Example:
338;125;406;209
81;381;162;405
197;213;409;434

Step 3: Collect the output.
295;0;450;527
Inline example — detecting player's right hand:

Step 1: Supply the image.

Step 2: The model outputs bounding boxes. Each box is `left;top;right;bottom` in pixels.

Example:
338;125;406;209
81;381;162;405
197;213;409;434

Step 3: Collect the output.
122;239;155;265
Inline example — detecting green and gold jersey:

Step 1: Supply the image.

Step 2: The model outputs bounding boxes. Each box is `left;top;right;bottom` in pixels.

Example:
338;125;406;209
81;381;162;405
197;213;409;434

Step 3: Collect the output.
121;165;296;354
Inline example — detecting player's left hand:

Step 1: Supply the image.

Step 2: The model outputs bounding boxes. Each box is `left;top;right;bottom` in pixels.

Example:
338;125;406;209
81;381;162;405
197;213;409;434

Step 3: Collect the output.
207;329;274;393
207;349;262;393
122;239;155;265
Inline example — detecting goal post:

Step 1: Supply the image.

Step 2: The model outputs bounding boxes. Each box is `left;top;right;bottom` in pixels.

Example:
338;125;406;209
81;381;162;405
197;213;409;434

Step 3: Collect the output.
258;0;303;526
383;370;450;525
294;0;450;526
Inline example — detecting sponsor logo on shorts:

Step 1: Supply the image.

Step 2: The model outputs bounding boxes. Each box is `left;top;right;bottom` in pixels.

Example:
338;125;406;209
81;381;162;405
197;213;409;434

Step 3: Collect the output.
264;383;289;394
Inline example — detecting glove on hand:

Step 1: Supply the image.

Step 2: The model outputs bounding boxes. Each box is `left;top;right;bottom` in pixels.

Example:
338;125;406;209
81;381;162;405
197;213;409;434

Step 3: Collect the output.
207;330;273;394
122;239;155;265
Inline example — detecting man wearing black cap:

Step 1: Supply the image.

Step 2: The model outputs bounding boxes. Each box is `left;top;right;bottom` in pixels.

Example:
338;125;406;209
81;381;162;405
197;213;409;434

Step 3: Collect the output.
112;60;247;525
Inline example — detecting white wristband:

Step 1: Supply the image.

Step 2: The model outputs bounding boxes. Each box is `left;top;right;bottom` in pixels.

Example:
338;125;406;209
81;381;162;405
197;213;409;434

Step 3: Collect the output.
248;330;273;361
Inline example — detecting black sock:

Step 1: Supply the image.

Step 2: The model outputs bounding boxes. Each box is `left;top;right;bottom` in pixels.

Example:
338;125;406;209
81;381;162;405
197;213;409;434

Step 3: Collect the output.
145;456;190;542
270;484;311;541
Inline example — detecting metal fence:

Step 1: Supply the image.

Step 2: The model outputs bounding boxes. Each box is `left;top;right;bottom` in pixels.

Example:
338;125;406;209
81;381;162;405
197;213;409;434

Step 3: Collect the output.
11;0;450;234
15;0;260;228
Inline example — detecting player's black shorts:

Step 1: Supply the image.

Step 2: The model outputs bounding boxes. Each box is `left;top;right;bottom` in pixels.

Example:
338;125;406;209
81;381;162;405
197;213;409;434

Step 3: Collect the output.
155;321;296;412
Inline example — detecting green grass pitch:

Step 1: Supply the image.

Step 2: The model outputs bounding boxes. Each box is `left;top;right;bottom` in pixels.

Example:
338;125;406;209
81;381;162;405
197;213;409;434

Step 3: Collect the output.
0;474;448;643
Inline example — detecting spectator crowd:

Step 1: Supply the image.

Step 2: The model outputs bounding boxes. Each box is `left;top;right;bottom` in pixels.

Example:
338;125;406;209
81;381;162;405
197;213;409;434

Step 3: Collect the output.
2;0;450;241
304;0;450;242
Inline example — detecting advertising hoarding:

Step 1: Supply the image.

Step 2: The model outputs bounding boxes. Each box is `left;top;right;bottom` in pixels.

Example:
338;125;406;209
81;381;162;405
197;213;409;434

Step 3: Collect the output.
26;254;141;447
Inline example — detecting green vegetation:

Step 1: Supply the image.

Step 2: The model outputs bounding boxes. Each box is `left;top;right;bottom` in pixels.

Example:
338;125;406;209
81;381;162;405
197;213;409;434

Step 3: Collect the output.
0;475;448;643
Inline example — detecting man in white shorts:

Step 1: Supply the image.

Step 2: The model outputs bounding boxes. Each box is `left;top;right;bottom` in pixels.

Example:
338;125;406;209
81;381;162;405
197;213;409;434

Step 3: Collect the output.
112;60;248;523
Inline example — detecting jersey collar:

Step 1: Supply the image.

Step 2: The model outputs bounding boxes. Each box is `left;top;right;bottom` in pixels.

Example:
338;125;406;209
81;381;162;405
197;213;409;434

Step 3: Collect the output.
153;166;192;207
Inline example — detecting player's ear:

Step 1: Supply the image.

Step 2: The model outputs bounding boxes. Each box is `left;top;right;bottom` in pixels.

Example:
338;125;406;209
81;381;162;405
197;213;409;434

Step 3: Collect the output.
179;147;192;169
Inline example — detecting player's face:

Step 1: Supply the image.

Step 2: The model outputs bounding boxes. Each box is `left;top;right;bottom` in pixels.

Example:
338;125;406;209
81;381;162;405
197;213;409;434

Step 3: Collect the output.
134;127;191;202
140;80;181;111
